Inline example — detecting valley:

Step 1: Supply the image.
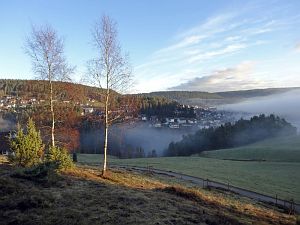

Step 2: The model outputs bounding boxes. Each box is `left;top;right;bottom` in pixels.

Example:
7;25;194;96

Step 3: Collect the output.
77;135;300;203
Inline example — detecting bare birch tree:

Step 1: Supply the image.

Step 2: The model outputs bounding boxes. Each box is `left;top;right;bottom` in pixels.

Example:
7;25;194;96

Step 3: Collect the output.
87;15;132;175
25;24;74;147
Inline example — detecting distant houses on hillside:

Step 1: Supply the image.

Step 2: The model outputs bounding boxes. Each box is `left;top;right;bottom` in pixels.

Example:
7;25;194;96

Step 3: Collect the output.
140;106;237;130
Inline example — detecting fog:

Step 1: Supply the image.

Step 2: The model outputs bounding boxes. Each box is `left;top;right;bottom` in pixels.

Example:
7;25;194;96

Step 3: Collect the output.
0;116;15;132
115;123;197;155
220;90;300;130
80;123;198;156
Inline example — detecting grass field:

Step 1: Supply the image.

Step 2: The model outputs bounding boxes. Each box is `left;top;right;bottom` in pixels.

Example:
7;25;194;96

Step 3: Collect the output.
200;135;300;162
78;154;300;203
2;157;297;225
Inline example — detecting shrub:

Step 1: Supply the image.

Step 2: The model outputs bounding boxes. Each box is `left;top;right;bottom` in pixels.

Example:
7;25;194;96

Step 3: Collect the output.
46;146;74;170
12;161;60;184
9;118;44;167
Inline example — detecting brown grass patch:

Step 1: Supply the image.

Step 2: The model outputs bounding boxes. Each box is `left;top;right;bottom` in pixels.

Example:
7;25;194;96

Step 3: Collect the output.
162;186;295;225
64;165;167;190
0;159;297;225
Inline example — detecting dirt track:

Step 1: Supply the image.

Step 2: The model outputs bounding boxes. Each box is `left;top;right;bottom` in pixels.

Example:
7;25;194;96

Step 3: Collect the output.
115;165;300;214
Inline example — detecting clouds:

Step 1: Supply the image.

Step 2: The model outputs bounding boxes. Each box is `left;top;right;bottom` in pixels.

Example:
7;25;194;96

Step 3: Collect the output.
168;61;269;92
295;42;300;53
134;2;300;93
186;44;248;64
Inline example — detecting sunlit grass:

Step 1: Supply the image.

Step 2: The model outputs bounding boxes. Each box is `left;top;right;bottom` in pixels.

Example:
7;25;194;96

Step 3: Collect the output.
77;154;300;203
0;155;297;224
201;135;300;162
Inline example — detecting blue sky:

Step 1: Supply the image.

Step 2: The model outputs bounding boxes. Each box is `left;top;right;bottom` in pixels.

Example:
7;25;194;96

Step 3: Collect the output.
0;0;300;93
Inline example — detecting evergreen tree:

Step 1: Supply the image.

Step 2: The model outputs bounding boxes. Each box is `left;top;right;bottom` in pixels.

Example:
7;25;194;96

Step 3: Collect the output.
46;145;74;170
9;118;44;167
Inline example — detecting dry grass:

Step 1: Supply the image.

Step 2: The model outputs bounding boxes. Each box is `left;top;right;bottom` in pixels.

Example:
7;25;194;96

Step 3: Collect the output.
65;166;166;189
0;155;297;225
162;186;295;225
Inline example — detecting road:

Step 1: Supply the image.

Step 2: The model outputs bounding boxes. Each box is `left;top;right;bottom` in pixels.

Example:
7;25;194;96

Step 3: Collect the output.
114;165;300;214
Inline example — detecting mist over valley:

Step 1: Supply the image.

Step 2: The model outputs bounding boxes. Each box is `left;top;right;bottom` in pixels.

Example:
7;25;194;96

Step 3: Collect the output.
220;90;300;130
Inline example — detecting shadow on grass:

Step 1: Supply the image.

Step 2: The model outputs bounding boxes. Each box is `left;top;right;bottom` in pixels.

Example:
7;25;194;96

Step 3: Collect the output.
0;163;297;225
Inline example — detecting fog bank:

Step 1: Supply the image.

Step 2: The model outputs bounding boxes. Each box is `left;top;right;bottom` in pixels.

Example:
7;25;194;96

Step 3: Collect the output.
80;122;198;156
220;90;300;130
0;116;15;132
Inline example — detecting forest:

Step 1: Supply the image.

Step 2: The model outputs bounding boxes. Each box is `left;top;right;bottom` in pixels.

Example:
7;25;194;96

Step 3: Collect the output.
165;114;297;156
140;87;300;102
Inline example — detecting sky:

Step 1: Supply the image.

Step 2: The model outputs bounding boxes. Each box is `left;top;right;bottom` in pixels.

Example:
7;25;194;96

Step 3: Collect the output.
0;0;300;93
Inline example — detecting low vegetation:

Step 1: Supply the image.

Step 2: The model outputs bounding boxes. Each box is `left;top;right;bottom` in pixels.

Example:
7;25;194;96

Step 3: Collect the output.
77;154;300;203
0;155;297;225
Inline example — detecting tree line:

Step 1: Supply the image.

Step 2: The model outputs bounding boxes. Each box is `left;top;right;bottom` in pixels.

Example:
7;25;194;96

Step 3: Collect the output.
165;114;297;156
0;79;114;104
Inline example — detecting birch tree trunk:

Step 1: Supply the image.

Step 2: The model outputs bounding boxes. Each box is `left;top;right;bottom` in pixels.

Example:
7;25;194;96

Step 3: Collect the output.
88;15;132;175
49;79;55;147
103;87;109;175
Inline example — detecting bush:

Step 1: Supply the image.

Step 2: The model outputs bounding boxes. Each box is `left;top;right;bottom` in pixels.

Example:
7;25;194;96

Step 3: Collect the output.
46;146;74;170
12;161;60;184
9;118;44;167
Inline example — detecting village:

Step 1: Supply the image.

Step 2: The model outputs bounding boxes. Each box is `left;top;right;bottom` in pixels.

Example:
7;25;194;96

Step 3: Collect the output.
0;94;241;132
140;106;239;130
0;94;100;116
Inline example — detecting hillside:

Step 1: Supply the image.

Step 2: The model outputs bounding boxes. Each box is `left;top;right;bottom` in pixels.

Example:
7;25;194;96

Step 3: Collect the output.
200;135;300;162
78;154;300;203
0;79;110;103
140;91;223;101
0;156;296;225
216;87;300;99
141;87;300;105
2;79;299;106
0;79;176;111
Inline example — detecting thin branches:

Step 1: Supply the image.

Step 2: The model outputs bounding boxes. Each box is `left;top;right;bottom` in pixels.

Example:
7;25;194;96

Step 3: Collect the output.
86;15;133;174
25;24;75;147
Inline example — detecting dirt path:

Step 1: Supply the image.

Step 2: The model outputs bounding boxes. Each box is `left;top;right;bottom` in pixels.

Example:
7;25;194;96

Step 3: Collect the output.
114;165;300;214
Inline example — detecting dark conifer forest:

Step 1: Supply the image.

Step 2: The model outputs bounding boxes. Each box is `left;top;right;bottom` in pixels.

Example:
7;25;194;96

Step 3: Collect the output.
165;114;297;156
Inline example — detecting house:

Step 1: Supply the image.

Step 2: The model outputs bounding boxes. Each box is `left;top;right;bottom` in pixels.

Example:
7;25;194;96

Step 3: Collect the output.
150;116;158;121
83;107;94;114
187;119;197;124
29;98;37;104
169;123;179;129
153;123;162;128
177;118;187;124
